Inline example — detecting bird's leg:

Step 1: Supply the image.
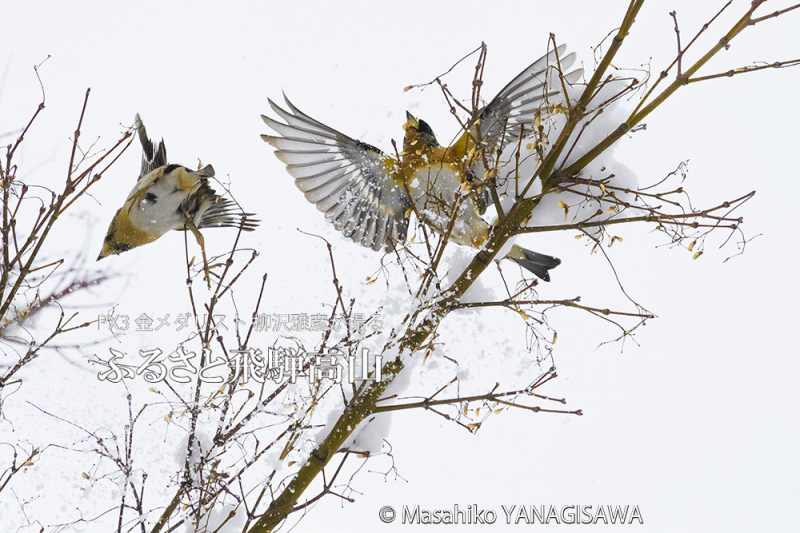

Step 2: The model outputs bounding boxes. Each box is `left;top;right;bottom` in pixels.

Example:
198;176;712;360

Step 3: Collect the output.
184;216;211;289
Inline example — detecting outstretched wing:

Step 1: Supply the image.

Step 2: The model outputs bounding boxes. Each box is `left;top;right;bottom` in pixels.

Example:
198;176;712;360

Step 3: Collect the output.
134;113;167;180
261;97;412;251
476;44;583;155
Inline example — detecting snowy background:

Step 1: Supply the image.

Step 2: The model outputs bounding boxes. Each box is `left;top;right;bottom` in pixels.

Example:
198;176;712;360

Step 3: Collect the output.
1;1;799;532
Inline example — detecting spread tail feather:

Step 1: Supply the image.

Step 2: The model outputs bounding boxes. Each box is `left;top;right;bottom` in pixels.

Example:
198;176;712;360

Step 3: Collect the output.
198;197;259;232
506;244;561;282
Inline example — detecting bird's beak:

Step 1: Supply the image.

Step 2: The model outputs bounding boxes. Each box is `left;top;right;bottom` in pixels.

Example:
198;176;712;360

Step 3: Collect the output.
97;243;113;261
404;111;418;130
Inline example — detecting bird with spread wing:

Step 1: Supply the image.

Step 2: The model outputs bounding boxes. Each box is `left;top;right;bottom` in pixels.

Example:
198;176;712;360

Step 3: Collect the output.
261;45;581;281
98;114;258;274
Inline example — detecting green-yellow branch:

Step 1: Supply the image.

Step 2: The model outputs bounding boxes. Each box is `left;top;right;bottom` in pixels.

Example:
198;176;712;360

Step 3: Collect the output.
246;1;791;530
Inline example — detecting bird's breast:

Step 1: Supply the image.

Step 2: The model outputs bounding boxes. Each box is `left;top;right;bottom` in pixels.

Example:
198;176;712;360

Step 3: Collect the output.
126;177;193;235
406;162;464;202
404;162;489;248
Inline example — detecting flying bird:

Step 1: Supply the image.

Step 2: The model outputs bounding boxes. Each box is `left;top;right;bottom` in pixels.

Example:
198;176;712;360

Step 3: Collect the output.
261;45;581;281
98;114;257;273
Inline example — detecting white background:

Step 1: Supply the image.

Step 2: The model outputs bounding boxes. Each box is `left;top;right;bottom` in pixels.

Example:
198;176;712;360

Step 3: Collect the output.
1;1;798;532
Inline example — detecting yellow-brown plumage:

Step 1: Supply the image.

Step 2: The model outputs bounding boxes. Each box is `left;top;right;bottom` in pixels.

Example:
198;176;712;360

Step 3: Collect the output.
393;113;491;247
99;208;159;258
98;114;257;262
262;45;582;280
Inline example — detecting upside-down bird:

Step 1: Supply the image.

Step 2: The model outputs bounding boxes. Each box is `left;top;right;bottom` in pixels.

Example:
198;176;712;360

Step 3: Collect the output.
261;45;581;281
98;114;258;266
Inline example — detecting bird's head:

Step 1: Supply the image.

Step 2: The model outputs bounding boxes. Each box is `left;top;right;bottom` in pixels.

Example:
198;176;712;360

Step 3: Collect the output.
97;207;158;260
402;111;439;154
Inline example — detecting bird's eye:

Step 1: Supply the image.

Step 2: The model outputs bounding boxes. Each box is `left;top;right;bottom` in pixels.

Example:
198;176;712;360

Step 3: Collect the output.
114;242;131;252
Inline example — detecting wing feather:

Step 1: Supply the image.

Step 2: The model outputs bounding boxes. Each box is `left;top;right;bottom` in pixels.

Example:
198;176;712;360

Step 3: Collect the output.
477;45;583;154
134;113;167;180
467;45;583;213
261;98;411;251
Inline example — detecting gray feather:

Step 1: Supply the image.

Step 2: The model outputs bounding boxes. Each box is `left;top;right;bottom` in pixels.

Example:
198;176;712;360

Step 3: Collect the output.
135;113;167;180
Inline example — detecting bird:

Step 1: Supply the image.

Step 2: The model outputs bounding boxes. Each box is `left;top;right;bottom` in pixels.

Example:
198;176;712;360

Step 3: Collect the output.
260;45;581;281
98;114;258;276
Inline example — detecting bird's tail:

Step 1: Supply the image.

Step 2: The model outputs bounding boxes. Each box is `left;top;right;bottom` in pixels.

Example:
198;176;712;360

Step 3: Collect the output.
197;196;259;232
505;244;561;282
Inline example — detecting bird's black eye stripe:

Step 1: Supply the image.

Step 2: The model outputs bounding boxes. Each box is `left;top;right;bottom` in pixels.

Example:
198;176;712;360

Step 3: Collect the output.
114;242;131;252
418;120;434;135
144;192;158;203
